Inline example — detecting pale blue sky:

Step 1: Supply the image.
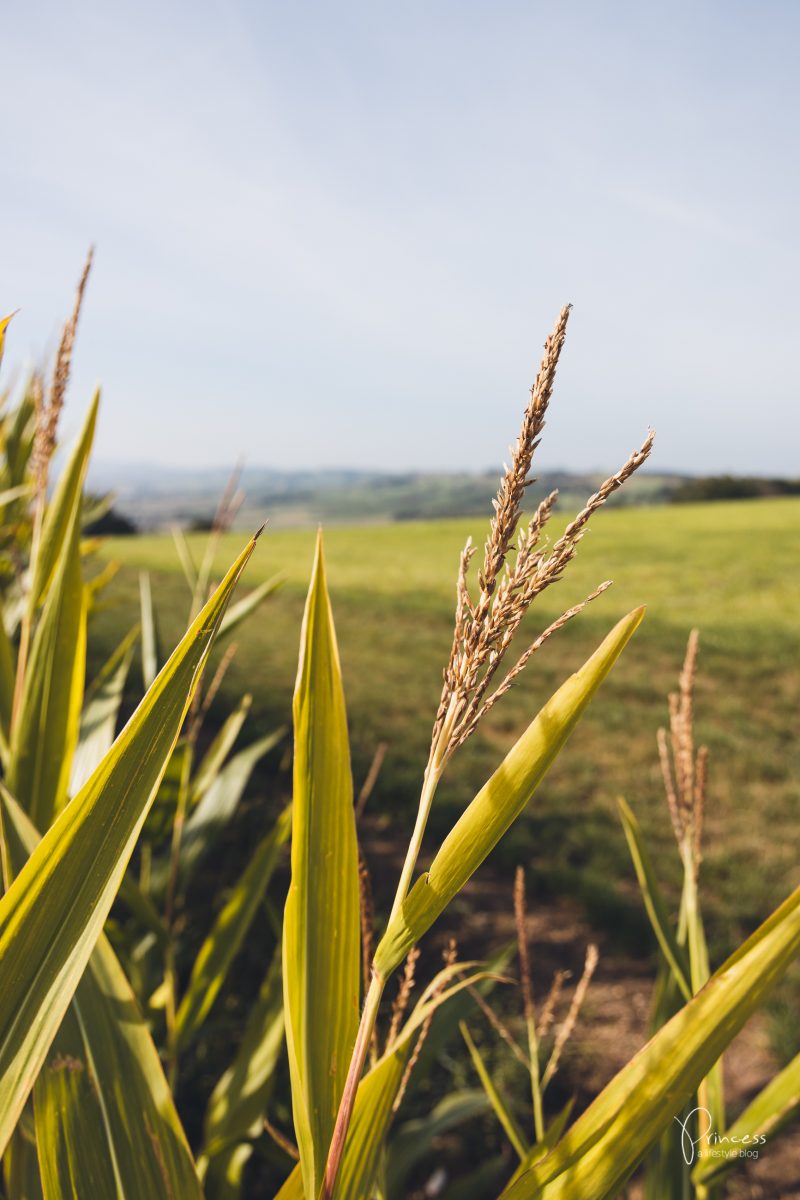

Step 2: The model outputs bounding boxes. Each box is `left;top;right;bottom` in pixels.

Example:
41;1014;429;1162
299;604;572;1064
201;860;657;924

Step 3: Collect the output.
2;1;799;474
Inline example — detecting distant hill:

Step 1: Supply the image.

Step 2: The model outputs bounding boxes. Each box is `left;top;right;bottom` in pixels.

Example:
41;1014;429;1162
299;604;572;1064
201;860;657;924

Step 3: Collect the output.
87;462;690;530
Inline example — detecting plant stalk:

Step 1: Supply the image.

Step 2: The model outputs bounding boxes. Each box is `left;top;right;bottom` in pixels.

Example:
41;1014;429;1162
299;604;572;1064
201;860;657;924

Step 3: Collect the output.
323;718;452;1198
321;969;384;1200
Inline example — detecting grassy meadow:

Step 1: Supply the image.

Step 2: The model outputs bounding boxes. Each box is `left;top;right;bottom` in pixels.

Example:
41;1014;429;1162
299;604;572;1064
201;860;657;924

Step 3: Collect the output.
94;496;800;982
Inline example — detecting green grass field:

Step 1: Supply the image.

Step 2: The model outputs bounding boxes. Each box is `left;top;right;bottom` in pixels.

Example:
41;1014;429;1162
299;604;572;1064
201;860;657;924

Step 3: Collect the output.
94;497;799;1014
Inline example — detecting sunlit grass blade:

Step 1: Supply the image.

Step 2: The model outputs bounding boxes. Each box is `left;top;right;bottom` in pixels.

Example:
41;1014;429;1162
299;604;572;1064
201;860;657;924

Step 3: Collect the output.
7;510;86;828
190;693;252;806
375;608;645;976
218;573;284;643
0;532;257;1156
172;727;285;893
171;525;199;595
461;1022;529;1159
69;625;138;795
176;805;291;1050
30;390;98;608
618;797;691;1002
139;569;158;690
283;531;360;1200
202;941;285;1163
500;880;800;1199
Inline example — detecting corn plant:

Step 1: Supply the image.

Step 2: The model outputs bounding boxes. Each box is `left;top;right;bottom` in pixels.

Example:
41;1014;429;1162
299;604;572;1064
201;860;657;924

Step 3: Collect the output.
0;266;288;1197
618;633;800;1197
0;273;798;1200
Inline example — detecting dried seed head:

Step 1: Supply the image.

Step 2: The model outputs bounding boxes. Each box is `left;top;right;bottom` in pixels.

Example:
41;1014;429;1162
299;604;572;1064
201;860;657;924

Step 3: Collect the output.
32;248;93;494
658;630;708;871
430;306;654;766
392;939;458;1114
386;947;420;1051
541;943;598;1088
537;969;570;1040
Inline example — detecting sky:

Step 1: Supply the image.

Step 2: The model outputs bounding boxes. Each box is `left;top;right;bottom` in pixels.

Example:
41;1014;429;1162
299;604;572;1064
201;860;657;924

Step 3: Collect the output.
2;0;799;476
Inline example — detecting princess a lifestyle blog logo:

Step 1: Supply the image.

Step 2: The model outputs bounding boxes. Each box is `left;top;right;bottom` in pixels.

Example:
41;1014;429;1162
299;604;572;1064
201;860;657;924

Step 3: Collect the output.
674;1107;766;1166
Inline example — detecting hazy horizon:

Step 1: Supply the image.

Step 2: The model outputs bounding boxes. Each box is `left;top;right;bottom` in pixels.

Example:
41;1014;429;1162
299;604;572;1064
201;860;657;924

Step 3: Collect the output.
4;1;800;476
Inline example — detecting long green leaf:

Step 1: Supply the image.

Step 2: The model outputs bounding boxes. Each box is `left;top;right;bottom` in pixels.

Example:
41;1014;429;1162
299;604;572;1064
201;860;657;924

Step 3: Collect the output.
693;1049;800;1186
375;608;645;976
276;966;497;1200
202;941;285;1161
7;508;86;828
3;1120;43;1200
218;574;284;643
30;390;98;607
139;570;158;691
190;693;252;806
283;531;361;1200
386;1091;490;1200
500;880;800;1199
176;805;291;1050
0;612;16;744
0;531;257;1156
0;791;203;1199
173;727;285;893
69;626;138;795
461;1022;529;1159
618;797;691;1002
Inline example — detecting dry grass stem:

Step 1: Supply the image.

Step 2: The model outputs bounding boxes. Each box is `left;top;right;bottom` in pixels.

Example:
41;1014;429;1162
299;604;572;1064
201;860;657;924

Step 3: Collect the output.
355;742;388;820
429;305;654;765
263;1117;300;1161
199;643;239;717
537;969;570;1039
467;985;530;1071
514;867;536;1044
392;940;458;1115
541;943;598;1089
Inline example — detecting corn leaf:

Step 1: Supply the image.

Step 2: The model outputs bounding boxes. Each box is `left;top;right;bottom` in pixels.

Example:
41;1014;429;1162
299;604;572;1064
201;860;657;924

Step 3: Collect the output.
69;625;138;795
0;312;17;368
461;1022;529;1159
7;509;86;829
30;390;98;608
218;574;284;643
171;525;199;595
3;1121;43;1200
500;880;800;1199
0;612;16;743
171;727;285;894
283;531;360;1200
176;805;291;1050
276;966;497;1200
693;1049;800;1186
386;1091;490;1200
139;570;158;691
202;941;285;1161
375;608;645;976
0;532;257;1156
618;798;691;1002
0;790;203;1199
190;693;252;806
